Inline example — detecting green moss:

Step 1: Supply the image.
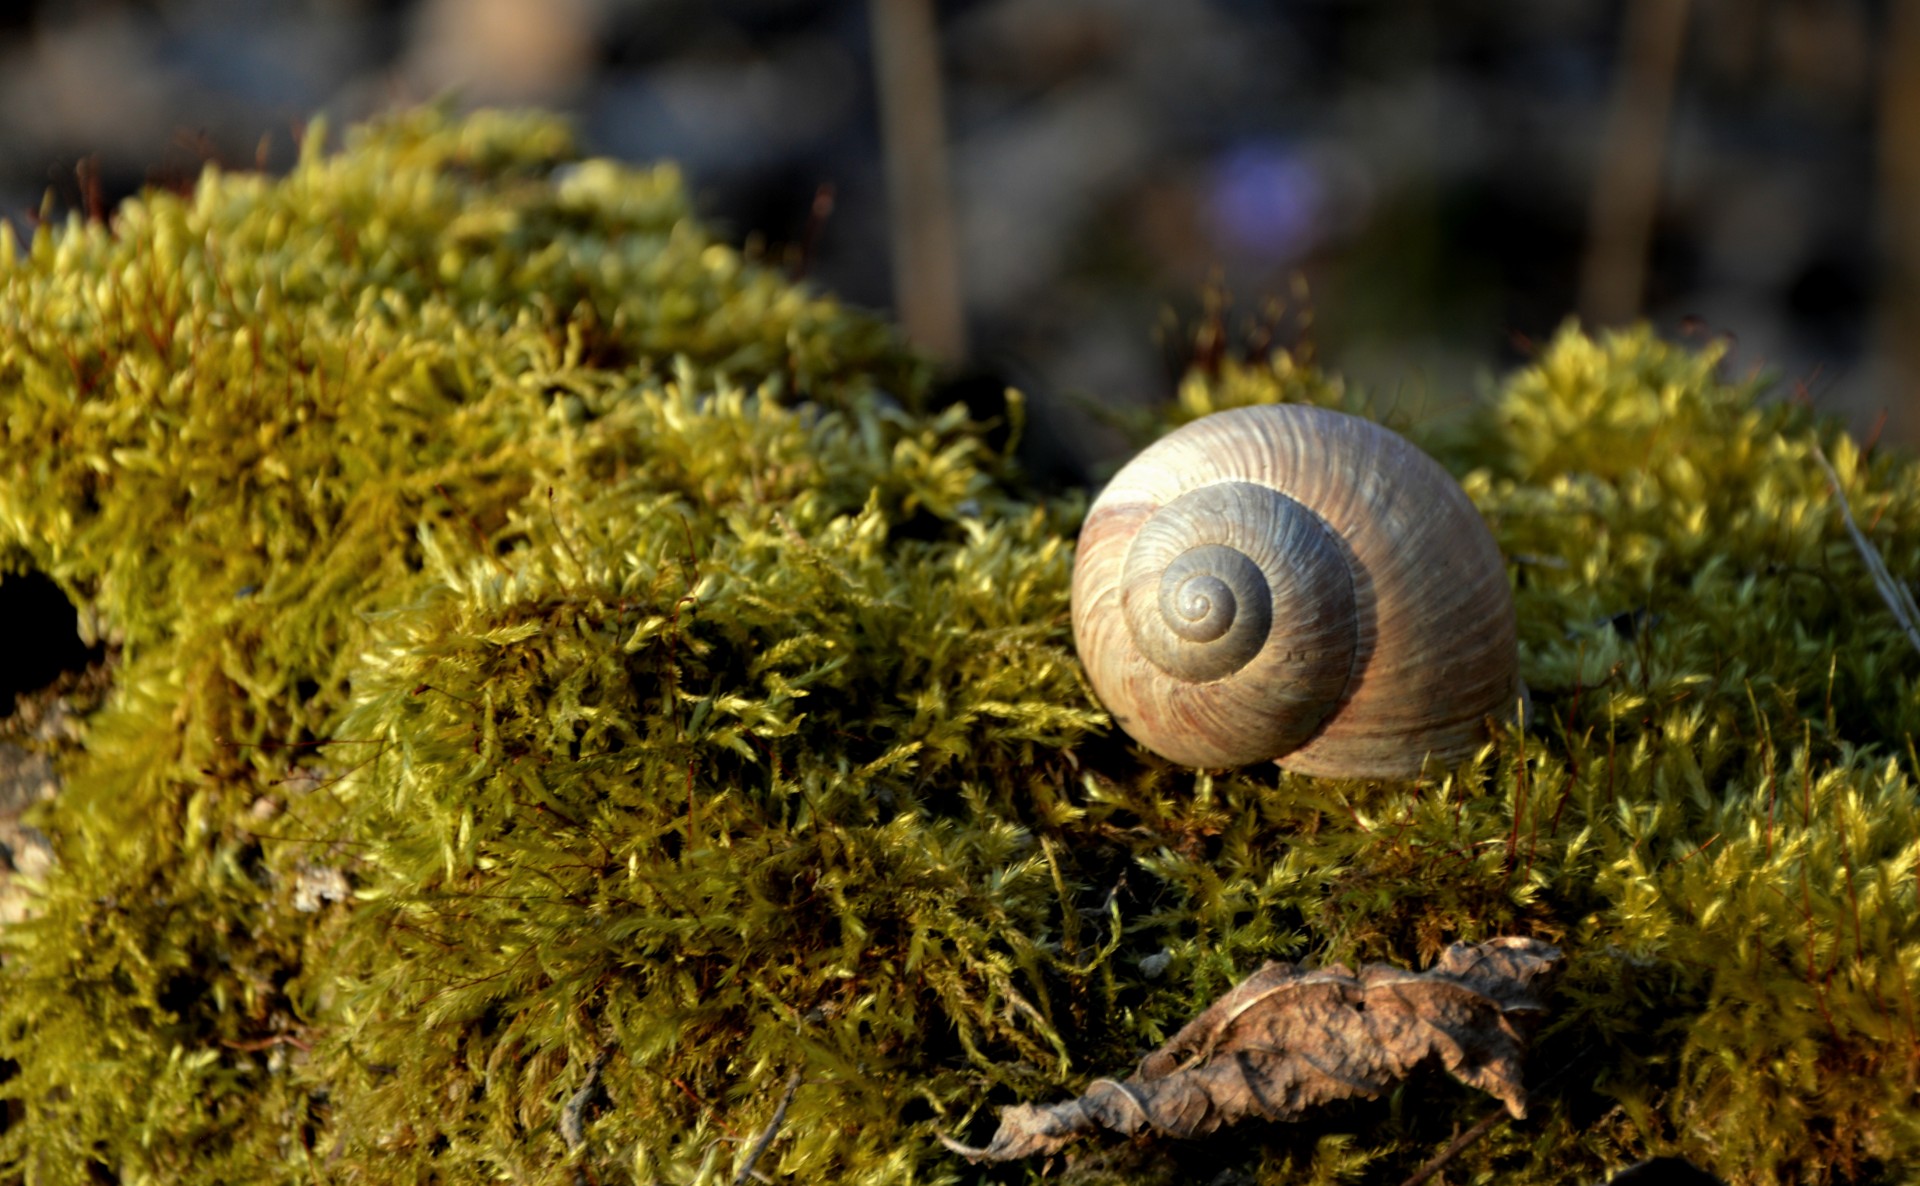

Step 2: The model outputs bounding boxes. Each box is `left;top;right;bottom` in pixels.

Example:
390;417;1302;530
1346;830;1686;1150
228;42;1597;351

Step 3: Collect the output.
1;106;1917;1184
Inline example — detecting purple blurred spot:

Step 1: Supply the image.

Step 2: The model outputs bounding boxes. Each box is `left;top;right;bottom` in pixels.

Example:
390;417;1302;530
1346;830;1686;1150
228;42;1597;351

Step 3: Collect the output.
1207;143;1325;262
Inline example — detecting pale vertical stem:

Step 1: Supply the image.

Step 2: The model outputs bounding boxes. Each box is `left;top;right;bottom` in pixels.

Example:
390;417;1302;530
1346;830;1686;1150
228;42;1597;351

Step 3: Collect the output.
868;0;966;362
1879;0;1920;436
1580;0;1691;326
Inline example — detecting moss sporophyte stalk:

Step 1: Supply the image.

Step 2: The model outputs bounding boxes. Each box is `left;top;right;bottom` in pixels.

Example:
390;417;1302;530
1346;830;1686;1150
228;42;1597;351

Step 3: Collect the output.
0;106;1917;1185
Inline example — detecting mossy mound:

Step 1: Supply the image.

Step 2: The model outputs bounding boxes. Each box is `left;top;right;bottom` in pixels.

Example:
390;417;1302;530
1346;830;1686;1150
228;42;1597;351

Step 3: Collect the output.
1;107;1917;1185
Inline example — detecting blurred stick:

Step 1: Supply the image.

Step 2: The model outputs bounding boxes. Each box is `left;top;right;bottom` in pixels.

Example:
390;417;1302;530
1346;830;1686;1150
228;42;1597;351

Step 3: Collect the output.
1880;0;1920;438
1813;444;1920;657
732;1071;802;1186
869;0;966;362
560;1044;613;1153
1581;0;1691;325
1398;1108;1506;1186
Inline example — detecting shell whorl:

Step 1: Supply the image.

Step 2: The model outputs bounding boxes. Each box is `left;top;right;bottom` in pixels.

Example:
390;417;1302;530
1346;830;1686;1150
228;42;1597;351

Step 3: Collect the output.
1071;404;1521;778
1147;542;1268;667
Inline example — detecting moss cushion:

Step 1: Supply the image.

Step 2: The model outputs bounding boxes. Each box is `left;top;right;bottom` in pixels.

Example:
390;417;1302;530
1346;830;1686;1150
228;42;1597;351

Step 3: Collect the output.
1;106;1915;1185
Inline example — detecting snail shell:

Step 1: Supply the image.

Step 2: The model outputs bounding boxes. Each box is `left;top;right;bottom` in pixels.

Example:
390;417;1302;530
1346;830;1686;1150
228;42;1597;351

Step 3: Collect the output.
1070;405;1520;778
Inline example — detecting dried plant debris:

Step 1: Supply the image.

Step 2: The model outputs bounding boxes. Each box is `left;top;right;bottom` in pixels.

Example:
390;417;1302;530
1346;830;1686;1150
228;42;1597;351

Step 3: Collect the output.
943;938;1561;1162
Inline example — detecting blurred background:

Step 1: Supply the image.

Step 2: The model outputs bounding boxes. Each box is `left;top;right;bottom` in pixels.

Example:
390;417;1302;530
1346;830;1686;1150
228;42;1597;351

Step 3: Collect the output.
0;0;1907;478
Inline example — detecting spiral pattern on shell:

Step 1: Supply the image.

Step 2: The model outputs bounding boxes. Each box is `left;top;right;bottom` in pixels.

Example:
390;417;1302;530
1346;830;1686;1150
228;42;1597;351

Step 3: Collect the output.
1070;404;1521;778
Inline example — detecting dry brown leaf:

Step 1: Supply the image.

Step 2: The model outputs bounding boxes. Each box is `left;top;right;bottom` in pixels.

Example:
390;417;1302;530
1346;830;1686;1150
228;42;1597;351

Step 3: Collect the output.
941;937;1562;1162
